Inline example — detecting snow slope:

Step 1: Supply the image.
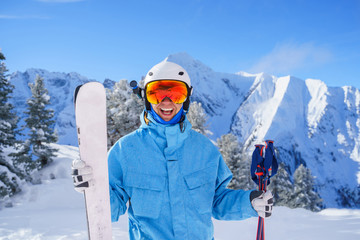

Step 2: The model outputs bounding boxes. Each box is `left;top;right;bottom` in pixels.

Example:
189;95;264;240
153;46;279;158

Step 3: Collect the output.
0;145;359;240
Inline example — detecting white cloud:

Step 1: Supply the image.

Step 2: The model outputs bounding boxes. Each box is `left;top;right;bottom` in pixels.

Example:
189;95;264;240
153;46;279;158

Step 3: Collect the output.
248;42;333;75
0;15;18;19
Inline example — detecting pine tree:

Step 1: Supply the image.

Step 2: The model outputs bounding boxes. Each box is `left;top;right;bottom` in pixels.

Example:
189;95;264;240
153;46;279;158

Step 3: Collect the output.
187;101;209;136
217;133;252;190
237;153;253;190
10;140;34;178
336;185;360;208
24;74;58;169
106;79;143;148
0;51;17;153
289;164;323;211
0;171;20;200
268;162;293;206
0;51;28;199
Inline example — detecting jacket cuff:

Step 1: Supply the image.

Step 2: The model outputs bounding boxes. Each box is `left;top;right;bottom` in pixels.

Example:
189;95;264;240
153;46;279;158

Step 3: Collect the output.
245;190;259;217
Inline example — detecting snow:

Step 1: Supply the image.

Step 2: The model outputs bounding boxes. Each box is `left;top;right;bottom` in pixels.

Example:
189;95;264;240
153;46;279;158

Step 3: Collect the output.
0;144;359;240
305;78;328;132
7;52;360;207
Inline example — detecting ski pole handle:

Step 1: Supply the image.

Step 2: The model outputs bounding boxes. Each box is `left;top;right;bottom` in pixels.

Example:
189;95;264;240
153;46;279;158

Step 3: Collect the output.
130;80;143;99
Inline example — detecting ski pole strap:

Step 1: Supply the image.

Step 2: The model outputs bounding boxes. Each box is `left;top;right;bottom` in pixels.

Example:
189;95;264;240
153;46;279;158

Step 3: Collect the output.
251;144;265;185
264;140;278;178
250;140;278;185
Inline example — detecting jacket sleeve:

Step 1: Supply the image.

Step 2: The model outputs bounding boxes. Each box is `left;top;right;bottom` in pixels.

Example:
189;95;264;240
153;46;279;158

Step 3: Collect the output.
212;155;258;220
108;141;129;222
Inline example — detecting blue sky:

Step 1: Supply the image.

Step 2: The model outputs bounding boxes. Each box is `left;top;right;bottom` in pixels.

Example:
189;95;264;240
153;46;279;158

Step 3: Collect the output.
1;0;360;89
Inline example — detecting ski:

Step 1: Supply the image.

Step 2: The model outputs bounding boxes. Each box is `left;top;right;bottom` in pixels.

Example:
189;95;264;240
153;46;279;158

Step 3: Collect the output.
74;82;112;240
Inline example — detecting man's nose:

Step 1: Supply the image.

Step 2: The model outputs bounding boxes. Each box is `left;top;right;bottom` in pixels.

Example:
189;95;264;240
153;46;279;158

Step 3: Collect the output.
161;97;173;103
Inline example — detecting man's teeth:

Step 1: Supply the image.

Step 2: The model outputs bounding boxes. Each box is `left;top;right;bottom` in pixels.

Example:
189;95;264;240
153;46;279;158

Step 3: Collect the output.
161;108;173;115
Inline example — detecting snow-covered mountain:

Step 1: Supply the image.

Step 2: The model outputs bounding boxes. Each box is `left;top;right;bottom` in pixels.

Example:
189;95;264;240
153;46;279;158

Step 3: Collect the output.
9;69;96;145
168;53;360;208
8;53;360;208
229;74;360;207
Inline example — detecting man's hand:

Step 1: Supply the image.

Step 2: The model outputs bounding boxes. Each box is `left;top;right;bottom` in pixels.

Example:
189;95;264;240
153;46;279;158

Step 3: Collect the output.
250;190;274;218
71;159;94;193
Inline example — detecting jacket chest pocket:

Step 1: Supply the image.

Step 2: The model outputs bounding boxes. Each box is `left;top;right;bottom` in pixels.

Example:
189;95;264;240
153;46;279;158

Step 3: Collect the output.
184;165;217;214
125;172;166;219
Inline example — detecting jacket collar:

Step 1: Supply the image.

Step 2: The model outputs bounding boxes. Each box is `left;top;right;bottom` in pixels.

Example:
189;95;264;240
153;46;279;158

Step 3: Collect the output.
140;110;192;148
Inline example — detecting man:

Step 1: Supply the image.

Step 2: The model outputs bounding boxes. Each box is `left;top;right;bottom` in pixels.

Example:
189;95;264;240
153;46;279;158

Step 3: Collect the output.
73;60;273;239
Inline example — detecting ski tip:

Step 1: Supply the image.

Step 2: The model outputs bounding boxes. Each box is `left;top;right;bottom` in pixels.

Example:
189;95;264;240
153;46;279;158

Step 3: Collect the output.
74;84;83;106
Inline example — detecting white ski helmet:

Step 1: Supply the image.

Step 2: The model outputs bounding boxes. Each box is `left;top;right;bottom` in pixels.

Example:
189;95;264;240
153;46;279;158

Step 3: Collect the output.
143;60;193;111
144;60;192;88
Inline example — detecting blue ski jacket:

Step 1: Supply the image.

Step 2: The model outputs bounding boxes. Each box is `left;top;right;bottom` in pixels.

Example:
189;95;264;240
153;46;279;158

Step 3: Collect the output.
108;111;257;240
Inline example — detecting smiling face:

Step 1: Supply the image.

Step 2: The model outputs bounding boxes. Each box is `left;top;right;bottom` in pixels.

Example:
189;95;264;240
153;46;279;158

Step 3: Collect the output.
151;97;183;122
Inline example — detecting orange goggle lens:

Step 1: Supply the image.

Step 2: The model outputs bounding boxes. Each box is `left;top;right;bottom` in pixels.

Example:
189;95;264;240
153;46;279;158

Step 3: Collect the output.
146;80;188;104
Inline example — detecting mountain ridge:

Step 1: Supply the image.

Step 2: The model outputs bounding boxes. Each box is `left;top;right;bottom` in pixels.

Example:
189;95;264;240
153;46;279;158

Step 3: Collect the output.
8;52;360;208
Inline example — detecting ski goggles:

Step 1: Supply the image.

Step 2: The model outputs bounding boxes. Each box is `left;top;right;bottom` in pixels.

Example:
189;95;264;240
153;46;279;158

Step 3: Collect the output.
146;80;188;104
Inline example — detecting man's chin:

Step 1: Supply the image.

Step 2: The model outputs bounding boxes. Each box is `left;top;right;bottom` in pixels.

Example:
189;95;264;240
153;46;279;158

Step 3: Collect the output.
159;114;174;122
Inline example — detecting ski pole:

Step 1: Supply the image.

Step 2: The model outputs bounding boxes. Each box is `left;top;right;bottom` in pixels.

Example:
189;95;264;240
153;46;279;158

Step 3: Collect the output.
251;140;278;240
254;145;265;240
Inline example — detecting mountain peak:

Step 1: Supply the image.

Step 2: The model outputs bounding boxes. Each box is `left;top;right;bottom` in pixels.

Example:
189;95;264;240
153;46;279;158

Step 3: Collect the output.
166;52;213;74
166;52;194;62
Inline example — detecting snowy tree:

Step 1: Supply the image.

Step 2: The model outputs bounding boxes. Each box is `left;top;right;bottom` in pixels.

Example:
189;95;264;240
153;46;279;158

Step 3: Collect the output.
268;162;293;206
0;170;20;200
237;153;254;190
0;51;17;153
0;51;29;199
187;101;209;136
217;133;252;190
289;164;323;211
106;79;143;148
24;74;58;169
9;140;35;178
336;185;360;208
